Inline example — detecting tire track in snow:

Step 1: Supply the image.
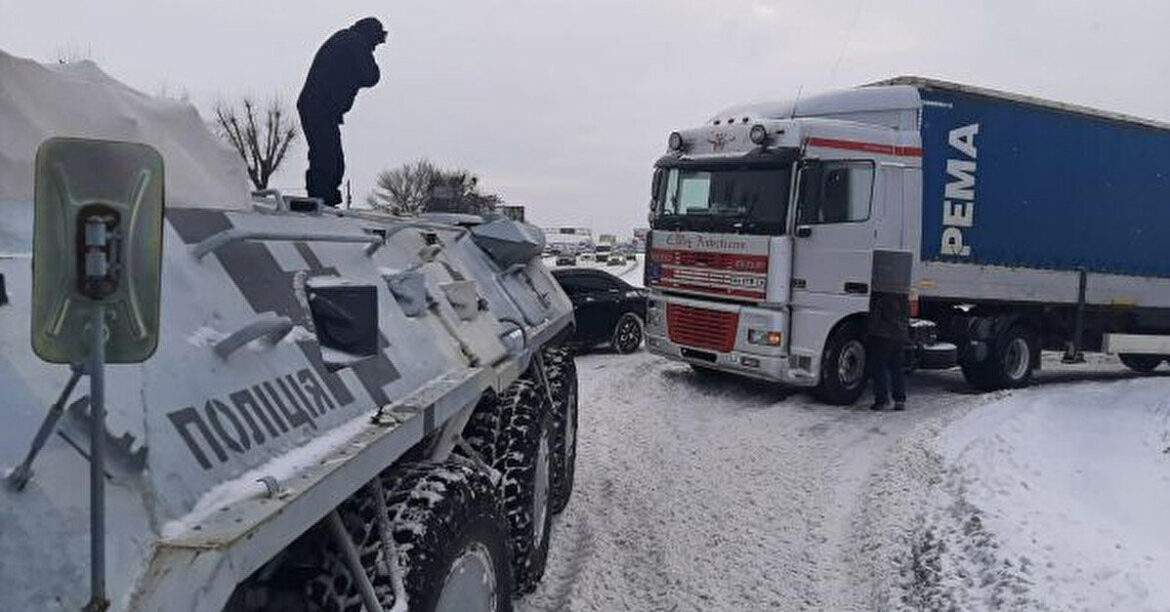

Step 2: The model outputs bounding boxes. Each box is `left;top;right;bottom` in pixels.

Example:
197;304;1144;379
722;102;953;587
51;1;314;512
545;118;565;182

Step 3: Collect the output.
523;352;1122;610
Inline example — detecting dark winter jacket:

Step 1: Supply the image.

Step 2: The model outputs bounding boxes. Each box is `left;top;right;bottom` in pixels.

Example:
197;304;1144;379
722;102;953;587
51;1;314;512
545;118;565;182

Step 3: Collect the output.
867;291;910;342
297;18;384;123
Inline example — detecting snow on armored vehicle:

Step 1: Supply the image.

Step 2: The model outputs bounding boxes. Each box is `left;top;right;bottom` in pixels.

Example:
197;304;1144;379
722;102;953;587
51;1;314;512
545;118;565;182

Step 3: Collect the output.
0;53;578;612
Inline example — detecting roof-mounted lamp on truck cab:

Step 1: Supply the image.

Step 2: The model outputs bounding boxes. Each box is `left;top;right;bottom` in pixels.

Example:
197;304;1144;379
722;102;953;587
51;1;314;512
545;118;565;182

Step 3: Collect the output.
668;131;686;152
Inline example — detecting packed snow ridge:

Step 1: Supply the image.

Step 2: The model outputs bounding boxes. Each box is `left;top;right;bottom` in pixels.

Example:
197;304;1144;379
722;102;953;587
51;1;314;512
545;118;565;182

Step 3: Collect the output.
0;49;249;209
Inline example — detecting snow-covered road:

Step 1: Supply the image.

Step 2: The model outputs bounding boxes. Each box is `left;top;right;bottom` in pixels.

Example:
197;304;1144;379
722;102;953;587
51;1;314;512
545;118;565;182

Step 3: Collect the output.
521;352;1170;611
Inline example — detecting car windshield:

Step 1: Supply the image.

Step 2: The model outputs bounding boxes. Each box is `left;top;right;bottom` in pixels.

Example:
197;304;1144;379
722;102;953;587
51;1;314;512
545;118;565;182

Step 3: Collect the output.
652;165;791;235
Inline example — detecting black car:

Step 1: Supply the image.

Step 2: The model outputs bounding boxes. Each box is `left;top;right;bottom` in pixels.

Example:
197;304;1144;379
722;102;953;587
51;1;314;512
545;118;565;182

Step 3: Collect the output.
552;268;646;353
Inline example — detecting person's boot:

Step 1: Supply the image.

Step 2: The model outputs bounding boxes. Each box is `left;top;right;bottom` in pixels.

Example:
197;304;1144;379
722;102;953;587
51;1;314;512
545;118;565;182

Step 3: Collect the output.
869;400;888;411
893;401;906;411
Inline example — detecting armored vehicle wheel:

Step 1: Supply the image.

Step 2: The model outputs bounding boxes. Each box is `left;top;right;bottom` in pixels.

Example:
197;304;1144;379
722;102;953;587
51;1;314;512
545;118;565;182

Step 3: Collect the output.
543;346;579;514
1119;353;1163;373
463;380;554;593
611;313;644;354
814;321;868;406
304;458;512;612
962;323;1037;391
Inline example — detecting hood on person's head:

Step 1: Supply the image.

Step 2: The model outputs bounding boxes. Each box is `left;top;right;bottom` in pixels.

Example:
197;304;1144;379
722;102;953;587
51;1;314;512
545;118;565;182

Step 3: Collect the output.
351;17;387;46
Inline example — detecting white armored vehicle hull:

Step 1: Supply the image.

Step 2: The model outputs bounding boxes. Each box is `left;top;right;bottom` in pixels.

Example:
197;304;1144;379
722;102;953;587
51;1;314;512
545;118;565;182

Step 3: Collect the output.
1;193;577;611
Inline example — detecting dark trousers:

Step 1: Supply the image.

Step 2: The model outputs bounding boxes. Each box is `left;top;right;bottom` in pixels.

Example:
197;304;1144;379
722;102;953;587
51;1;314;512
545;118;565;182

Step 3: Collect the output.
299;107;344;207
868;336;906;403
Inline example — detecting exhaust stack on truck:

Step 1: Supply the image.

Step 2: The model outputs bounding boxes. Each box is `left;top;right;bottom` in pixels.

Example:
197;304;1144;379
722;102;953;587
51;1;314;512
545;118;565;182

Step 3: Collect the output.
644;77;1170;403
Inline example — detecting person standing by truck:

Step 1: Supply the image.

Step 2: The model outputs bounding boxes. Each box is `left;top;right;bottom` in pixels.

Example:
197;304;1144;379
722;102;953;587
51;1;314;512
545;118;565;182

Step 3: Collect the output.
297;17;387;207
867;291;910;411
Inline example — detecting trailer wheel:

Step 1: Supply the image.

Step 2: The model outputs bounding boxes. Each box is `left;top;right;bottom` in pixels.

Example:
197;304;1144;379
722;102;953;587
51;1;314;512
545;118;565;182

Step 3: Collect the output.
963;323;1037;390
304;457;512;612
543;346;578;515
1119;353;1163;373
463;379;554;593
814;320;868;405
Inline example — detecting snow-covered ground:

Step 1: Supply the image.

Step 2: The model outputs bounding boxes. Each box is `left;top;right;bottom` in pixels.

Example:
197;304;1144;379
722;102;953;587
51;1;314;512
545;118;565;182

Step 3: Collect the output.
521;350;1170;611
912;375;1170;610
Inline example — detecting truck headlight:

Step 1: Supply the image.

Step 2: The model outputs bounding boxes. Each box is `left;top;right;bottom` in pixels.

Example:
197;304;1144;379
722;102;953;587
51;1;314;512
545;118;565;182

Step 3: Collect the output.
747;329;783;346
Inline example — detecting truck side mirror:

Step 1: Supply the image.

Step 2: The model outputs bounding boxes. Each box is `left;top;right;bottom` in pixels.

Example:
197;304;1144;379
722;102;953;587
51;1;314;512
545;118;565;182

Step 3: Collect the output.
31;137;165;364
648;168;664;222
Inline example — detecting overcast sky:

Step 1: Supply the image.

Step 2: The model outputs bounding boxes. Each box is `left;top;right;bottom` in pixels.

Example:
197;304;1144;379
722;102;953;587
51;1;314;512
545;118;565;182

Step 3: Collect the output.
2;1;1169;234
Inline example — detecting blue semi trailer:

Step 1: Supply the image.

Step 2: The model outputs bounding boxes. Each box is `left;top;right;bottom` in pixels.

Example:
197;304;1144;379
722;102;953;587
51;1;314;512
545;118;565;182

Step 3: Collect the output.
644;77;1170;402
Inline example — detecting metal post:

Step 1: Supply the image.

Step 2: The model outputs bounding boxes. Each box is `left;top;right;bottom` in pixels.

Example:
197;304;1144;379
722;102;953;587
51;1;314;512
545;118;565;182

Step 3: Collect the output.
84;305;109;612
5;366;84;491
1063;268;1088;364
369;479;409;612
326;510;385;612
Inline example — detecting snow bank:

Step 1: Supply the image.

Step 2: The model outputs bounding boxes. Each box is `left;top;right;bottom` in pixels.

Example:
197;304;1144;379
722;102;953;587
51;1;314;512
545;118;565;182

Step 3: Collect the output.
917;378;1170;610
0;49;249;208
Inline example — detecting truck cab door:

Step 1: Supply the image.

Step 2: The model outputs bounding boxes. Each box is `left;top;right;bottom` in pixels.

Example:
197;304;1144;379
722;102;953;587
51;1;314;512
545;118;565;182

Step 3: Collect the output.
790;159;878;297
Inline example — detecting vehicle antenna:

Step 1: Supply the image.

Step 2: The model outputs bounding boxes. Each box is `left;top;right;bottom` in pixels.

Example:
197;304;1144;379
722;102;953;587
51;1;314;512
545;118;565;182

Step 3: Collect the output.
829;0;866;87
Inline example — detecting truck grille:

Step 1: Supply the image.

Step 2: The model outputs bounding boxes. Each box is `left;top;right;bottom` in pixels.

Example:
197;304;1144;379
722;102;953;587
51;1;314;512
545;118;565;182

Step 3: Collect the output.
667;304;738;353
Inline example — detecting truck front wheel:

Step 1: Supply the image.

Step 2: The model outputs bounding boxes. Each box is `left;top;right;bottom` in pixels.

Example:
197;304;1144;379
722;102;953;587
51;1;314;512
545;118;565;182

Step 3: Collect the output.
814;321;868;406
1119;353;1163;373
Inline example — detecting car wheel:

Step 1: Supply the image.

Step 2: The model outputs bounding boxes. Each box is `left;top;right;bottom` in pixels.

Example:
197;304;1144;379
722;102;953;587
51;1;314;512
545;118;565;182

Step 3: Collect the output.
611;313;643;354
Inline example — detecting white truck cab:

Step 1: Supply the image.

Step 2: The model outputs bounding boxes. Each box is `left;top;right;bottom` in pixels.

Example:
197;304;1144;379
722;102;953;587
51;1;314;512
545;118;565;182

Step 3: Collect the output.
644;84;951;403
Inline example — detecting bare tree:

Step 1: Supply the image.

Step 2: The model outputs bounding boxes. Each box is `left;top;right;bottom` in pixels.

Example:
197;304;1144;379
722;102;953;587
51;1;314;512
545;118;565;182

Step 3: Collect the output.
213;97;299;191
367;159;439;215
367;159;502;215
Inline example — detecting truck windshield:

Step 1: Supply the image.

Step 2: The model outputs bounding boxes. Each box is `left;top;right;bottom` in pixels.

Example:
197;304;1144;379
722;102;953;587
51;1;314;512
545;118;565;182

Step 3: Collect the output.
652;165;790;235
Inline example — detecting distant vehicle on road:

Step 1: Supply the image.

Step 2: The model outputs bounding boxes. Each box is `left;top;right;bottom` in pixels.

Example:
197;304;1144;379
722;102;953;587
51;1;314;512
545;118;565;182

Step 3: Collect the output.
553;268;646;353
606;254;625;266
625;251;637;261
556;253;578;266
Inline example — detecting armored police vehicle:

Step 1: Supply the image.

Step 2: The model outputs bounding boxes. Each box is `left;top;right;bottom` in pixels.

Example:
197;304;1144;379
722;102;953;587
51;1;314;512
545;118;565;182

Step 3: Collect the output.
1;138;578;612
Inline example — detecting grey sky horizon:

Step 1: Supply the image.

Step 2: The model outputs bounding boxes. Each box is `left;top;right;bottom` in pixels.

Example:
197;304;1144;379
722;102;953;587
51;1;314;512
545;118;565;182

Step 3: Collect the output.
2;1;1168;235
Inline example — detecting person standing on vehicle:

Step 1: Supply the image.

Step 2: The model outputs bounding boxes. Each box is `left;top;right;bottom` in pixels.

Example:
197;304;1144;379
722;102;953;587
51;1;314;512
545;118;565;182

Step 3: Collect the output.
867;290;910;411
297;17;387;207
